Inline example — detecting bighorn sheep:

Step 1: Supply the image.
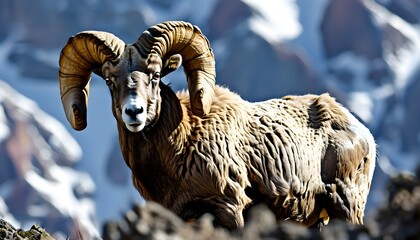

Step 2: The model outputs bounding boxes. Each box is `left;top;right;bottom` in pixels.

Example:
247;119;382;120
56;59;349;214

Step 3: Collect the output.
58;21;376;229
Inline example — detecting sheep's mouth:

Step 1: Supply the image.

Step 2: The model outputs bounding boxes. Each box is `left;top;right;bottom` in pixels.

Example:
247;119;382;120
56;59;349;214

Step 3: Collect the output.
125;122;145;133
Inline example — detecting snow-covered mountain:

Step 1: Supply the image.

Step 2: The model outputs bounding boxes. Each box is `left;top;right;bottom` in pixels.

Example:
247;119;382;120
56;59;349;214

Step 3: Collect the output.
0;0;419;237
0;80;98;239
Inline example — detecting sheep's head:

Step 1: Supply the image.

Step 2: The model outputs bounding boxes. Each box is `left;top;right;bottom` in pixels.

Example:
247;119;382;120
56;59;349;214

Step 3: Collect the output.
58;21;215;132
102;51;182;132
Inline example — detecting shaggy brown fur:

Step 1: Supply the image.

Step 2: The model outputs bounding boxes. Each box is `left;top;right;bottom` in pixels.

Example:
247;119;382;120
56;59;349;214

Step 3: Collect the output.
118;84;376;229
58;21;376;230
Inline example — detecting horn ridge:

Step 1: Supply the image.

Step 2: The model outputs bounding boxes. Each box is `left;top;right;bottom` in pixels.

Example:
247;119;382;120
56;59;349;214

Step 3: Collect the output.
58;31;125;130
135;21;216;116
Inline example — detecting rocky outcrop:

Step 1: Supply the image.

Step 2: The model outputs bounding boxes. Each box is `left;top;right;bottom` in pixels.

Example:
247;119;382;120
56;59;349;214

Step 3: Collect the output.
3;165;420;240
376;170;420;239
102;203;372;240
101;168;420;239
0;219;54;240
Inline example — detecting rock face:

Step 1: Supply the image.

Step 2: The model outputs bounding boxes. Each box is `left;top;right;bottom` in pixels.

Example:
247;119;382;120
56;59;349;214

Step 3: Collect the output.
0;80;99;239
379;0;420;24
321;0;382;59
215;30;323;101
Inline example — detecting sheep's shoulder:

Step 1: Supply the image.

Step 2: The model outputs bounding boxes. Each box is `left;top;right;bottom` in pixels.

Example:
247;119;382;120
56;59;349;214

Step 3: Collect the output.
176;86;247;116
208;86;247;111
281;93;349;130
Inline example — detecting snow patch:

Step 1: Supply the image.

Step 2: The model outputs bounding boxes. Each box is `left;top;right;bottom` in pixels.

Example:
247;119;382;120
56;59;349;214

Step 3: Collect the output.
25;166;99;238
347;92;374;123
242;0;302;43
363;0;420;91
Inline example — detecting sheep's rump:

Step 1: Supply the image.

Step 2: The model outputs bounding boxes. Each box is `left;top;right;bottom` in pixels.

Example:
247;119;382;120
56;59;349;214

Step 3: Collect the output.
243;93;376;226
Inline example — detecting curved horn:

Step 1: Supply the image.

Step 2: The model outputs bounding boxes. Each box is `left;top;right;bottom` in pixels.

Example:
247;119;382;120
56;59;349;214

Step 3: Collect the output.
134;21;216;116
59;31;125;130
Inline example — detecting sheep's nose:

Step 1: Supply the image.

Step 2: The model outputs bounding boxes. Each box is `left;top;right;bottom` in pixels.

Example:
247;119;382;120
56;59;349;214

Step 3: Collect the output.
125;106;144;119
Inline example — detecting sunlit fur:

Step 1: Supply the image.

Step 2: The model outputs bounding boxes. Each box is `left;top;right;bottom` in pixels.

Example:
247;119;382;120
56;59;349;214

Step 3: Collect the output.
58;21;376;230
116;82;376;229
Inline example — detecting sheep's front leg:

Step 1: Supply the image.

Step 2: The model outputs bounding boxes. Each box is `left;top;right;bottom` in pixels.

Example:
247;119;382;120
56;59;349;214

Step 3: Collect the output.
211;199;245;229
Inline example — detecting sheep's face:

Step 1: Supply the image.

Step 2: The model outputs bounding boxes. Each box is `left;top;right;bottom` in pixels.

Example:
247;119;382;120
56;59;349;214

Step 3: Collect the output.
101;49;182;133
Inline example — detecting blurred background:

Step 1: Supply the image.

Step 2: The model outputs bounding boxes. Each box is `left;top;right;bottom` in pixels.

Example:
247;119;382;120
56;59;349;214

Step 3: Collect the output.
0;0;419;238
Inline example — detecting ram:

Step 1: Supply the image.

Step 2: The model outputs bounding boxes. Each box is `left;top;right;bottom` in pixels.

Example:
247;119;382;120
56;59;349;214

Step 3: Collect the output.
58;21;376;229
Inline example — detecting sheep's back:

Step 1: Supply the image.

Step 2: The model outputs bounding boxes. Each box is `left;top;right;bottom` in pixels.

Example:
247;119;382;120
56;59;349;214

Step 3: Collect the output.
243;93;374;225
245;94;337;187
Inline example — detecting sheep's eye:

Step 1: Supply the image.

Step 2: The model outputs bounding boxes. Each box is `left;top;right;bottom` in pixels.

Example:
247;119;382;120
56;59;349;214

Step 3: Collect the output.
152;72;161;81
105;77;113;86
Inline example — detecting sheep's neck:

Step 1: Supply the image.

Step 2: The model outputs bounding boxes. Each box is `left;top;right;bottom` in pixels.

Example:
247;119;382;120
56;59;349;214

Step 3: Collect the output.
117;84;188;202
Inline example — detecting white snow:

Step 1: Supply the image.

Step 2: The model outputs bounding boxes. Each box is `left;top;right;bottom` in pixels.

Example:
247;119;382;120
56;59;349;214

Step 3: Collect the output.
347;92;374;123
363;0;420;92
25;166;99;238
292;0;330;71
0;198;20;228
0;105;10;142
241;0;302;44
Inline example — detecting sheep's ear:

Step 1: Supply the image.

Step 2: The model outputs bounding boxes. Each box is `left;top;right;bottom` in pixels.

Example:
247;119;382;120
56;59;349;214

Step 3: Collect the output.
162;54;182;77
